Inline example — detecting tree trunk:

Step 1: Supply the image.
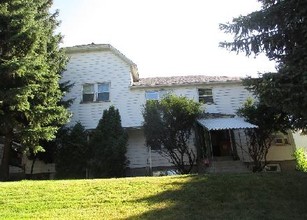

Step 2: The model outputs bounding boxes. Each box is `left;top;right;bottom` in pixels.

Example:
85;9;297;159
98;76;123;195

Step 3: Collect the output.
30;156;37;178
0;132;13;181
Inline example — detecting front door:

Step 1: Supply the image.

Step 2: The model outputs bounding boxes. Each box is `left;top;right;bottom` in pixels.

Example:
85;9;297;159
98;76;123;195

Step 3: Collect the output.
211;130;232;157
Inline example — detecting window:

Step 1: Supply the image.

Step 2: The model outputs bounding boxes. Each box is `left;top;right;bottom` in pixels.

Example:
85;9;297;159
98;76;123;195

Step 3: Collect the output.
145;91;159;100
82;83;110;103
145;90;169;100
82;84;94;102
97;83;110;101
198;88;213;104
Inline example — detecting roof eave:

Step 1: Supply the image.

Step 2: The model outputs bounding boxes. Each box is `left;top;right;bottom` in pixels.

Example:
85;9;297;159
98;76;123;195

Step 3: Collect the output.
130;80;242;89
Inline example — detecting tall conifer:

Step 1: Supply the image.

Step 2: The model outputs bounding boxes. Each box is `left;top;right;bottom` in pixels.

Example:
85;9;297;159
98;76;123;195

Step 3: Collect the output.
0;0;69;180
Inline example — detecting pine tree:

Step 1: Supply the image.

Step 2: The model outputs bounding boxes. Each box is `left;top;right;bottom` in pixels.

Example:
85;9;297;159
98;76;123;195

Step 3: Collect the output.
90;106;128;178
0;0;69;180
220;0;307;131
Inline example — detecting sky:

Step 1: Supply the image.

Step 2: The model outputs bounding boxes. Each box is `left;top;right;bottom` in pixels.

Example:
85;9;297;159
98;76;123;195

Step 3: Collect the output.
51;0;276;78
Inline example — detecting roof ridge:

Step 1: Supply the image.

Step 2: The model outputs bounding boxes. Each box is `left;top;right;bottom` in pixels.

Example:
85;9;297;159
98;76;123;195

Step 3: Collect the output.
139;75;242;79
133;75;242;88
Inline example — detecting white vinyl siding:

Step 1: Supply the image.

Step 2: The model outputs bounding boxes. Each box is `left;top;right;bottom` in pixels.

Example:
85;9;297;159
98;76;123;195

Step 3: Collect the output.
61;50;143;128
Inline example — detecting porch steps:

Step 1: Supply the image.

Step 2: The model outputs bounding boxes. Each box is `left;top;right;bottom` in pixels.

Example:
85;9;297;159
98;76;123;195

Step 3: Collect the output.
206;160;250;174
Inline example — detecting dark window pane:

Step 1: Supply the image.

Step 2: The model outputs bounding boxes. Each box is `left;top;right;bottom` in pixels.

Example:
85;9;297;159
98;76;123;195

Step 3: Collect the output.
83;94;94;102
97;92;109;101
198;88;213;104
204;96;213;103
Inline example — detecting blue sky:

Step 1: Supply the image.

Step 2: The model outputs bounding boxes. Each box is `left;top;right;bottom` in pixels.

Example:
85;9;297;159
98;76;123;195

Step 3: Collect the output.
52;0;276;78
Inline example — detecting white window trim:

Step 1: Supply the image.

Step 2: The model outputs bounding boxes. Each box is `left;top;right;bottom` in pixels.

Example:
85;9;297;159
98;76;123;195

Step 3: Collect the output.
81;82;111;103
82;83;95;102
198;88;214;104
97;82;110;102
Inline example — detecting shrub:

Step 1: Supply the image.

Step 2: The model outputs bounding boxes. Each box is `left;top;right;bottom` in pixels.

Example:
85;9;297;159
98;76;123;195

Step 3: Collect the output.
90;106;128;178
293;148;307;172
143;95;201;174
56;123;89;179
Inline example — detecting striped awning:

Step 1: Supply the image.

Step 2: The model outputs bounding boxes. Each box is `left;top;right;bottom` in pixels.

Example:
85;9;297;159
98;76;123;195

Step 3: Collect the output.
197;117;257;131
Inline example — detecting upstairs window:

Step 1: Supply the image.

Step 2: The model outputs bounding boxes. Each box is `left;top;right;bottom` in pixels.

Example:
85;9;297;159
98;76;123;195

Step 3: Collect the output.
82;84;95;102
198;88;213;104
145;90;169;100
82;82;110;103
145;91;159;100
97;83;110;101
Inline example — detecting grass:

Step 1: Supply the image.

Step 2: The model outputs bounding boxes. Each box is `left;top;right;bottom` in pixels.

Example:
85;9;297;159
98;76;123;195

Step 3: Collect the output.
0;173;307;219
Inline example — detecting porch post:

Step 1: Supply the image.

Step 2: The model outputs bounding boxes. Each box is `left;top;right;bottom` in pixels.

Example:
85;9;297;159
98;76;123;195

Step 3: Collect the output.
208;130;214;171
229;129;234;154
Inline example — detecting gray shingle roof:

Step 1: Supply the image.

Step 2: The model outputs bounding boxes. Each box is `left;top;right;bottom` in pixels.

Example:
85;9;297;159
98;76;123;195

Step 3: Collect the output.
133;75;242;87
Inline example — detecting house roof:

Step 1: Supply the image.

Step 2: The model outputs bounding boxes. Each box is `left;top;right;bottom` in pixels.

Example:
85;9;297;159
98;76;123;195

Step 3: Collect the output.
65;44;139;82
132;75;242;88
197;117;257;131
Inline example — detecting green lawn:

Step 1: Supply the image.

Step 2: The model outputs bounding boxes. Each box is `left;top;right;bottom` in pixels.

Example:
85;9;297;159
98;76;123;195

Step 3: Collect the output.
0;173;307;220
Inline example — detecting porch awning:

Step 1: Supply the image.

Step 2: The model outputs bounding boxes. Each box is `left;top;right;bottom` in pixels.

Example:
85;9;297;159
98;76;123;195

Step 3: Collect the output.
197;117;258;131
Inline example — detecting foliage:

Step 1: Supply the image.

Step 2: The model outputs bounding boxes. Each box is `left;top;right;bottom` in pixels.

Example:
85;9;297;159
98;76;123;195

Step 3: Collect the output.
0;0;69;180
90;106;128;178
56;122;89;179
220;0;307;132
143;95;201;174
293;148;307;172
26;69;74;176
237;98;291;172
1;174;307;219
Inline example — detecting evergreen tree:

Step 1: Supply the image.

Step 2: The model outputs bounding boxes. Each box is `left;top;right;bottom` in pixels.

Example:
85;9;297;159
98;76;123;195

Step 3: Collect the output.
0;0;69;180
90;106;128;178
220;0;307;132
56;123;89;179
27;73;74;178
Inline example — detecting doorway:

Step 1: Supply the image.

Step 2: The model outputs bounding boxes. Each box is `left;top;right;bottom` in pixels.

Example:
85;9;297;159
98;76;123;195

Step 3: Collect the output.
211;130;232;157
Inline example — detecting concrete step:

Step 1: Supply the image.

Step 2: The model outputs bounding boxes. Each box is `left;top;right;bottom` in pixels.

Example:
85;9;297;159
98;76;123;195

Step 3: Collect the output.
206;160;250;173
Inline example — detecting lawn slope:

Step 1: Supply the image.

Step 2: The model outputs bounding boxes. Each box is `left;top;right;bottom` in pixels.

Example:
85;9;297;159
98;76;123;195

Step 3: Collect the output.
0;173;307;219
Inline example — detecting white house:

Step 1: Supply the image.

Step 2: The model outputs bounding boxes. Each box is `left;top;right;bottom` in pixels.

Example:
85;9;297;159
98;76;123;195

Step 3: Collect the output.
0;44;299;179
59;43;296;175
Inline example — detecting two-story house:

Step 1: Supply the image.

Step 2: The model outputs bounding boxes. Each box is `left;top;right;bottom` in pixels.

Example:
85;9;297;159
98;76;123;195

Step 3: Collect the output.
57;44;296;175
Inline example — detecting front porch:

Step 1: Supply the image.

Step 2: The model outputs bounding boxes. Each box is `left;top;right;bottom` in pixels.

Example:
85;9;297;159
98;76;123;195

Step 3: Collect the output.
196;116;257;173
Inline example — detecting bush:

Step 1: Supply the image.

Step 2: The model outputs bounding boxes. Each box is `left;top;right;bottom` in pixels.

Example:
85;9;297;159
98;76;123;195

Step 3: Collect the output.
56;123;89;179
293;148;307;172
90;106;128;178
143;95;201;174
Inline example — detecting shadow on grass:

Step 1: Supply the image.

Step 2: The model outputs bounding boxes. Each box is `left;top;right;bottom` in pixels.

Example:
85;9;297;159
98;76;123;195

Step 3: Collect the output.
126;173;307;220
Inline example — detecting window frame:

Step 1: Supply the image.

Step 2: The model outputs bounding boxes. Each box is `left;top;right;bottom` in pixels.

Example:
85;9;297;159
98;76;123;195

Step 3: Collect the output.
198;88;214;104
97;82;110;102
82;84;95;102
81;82;111;103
